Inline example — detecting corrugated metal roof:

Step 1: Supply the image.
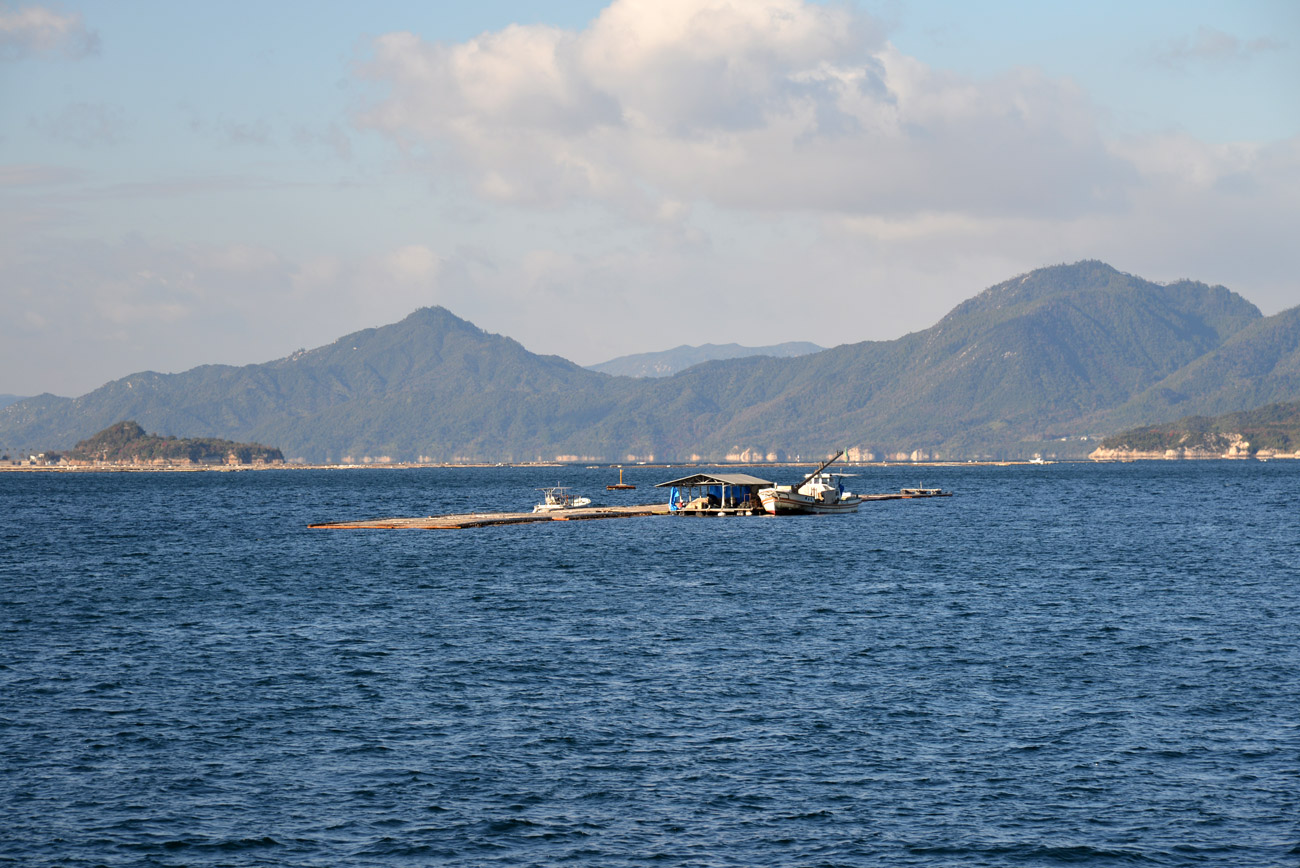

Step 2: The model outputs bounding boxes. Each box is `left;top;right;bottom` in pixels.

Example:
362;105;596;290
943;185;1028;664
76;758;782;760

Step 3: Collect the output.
654;472;774;488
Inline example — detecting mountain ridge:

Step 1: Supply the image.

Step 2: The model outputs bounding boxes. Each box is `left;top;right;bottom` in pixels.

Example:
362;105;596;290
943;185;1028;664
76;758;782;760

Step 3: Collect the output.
587;342;826;378
1;261;1293;462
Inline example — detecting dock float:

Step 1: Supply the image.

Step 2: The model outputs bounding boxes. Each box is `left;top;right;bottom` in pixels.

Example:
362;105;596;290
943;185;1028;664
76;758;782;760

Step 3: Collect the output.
858;489;953;501
310;502;671;530
310;488;951;530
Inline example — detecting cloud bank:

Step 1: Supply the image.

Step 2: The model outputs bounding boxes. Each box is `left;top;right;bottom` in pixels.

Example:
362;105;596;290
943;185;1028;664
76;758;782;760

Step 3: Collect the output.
3;0;1295;396
0;5;98;59
358;0;1136;221
0;235;456;395
353;0;1297;316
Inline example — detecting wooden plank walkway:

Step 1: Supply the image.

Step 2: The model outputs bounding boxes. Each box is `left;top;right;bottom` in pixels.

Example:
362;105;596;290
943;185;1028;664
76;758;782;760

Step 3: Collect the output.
309;490;952;530
310;502;672;530
857;491;952;501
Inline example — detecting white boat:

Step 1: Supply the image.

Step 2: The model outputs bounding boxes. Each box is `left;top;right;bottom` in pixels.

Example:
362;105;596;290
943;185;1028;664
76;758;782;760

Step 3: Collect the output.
758;451;861;515
532;486;592;513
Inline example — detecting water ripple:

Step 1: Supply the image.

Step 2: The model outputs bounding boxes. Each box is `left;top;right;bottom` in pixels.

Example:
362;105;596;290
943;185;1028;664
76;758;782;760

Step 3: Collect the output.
2;463;1298;866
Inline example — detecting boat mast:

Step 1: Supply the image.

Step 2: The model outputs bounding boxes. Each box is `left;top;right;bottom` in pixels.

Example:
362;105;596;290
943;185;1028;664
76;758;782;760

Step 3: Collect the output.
793;450;845;491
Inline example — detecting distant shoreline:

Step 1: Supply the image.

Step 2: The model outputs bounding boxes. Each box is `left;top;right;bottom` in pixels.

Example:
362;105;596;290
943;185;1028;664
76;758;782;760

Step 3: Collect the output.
0;459;1077;474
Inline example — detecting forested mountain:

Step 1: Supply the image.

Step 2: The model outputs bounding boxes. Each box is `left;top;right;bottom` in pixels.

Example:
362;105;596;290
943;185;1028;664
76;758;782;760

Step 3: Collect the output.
0;307;627;462
599;260;1269;459
1092;306;1300;430
588;342;825;378
1;261;1294;462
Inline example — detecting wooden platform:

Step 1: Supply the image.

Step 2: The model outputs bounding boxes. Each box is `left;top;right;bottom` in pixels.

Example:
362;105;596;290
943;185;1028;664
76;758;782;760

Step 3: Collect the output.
310;502;672;530
310;489;952;530
857;491;952;501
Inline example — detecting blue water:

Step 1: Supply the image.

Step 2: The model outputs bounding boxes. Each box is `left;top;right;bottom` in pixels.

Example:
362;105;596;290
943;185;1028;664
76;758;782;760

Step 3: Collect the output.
2;462;1298;866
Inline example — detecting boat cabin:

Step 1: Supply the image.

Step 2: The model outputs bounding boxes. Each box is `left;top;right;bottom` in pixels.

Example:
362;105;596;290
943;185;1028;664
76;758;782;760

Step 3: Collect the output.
654;472;774;516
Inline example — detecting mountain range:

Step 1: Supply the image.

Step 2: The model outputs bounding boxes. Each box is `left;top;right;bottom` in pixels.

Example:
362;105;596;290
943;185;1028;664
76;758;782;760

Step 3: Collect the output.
2;261;1296;463
587;342;824;378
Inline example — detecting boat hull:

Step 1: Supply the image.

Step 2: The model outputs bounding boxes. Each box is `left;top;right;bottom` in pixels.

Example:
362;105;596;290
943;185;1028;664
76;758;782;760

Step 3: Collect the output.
758;488;860;515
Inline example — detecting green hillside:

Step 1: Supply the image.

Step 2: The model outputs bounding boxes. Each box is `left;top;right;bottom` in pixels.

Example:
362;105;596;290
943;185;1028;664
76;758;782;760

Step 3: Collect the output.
1099;402;1300;455
2;261;1292;462
1094;305;1300;429
623;261;1265;458
0;308;632;463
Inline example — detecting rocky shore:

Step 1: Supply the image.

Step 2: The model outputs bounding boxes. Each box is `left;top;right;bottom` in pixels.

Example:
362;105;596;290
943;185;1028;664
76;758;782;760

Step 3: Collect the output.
1089;445;1300;460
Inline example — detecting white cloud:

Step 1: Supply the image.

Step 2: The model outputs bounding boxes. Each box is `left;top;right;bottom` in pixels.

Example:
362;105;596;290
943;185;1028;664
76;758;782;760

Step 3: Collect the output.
382;244;442;284
4;0;1297;398
0;5;97;59
344;0;1299;340
357;0;1131;220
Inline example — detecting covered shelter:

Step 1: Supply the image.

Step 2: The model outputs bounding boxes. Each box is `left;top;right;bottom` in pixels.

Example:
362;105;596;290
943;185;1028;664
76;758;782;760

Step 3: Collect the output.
654;472;774;516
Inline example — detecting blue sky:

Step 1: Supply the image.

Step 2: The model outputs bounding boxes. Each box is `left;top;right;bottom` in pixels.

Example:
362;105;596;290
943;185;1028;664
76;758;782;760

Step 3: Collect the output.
2;0;1297;396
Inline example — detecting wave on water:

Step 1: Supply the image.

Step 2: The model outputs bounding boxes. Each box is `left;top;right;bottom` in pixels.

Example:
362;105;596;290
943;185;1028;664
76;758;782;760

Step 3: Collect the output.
2;462;1298;866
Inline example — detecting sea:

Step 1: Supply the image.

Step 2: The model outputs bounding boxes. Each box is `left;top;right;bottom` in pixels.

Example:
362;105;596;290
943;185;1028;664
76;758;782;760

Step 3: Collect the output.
2;461;1297;867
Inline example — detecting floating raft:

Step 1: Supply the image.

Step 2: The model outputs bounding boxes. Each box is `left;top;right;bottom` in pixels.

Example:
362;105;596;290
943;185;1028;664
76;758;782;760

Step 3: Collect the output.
311;489;952;530
860;489;953;500
310;502;671;530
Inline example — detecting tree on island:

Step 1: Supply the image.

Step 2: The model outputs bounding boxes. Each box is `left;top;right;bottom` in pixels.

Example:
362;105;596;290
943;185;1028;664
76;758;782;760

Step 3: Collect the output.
67;421;284;464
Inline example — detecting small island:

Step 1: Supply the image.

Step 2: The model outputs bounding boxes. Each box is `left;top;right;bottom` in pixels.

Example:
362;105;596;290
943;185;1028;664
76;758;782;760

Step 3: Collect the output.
18;421;284;468
1090;402;1300;460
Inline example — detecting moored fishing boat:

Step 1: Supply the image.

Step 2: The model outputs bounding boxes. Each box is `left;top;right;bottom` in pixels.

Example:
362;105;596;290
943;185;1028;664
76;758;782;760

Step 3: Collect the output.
758;451;861;515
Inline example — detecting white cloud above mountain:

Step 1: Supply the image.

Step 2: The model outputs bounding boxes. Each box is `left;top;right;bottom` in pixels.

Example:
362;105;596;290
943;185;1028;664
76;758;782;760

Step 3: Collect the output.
346;0;1297;339
357;0;1136;221
1;0;1295;396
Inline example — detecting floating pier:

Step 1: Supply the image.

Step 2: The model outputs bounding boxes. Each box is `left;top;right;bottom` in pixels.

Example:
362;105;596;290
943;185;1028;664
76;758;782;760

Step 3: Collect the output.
310;502;671;530
311;489;952;530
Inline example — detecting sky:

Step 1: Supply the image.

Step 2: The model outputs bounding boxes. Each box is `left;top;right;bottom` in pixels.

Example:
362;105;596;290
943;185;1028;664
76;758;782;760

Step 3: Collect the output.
2;0;1297;397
